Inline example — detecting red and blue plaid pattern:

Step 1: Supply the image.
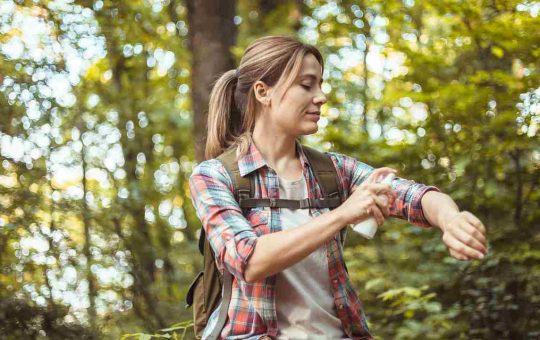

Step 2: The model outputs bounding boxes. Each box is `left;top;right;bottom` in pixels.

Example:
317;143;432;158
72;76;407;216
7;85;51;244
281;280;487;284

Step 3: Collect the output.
188;140;439;339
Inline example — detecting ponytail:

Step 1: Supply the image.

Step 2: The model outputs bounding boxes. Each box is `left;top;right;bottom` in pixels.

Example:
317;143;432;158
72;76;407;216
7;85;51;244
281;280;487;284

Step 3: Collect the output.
205;69;246;160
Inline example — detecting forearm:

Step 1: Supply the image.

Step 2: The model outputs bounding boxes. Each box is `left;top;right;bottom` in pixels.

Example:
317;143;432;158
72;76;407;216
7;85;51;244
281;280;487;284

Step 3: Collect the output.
244;208;346;282
421;191;460;230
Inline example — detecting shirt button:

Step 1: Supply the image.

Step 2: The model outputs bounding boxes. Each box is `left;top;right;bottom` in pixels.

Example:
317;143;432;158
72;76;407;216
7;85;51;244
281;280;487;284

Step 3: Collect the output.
332;279;338;284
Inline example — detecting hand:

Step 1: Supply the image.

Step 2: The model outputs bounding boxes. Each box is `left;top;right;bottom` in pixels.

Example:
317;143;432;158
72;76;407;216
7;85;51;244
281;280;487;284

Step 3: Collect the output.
440;211;487;261
339;167;397;226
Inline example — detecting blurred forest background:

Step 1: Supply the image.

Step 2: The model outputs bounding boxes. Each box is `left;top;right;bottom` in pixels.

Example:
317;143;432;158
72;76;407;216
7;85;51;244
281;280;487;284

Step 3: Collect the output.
1;0;539;339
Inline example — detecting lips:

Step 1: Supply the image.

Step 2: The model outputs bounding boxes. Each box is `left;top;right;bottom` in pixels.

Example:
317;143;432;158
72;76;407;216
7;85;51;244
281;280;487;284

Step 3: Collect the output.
306;112;320;121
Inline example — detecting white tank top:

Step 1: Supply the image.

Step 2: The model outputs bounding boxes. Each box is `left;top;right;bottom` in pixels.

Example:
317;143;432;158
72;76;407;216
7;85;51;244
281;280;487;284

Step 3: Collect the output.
275;175;349;340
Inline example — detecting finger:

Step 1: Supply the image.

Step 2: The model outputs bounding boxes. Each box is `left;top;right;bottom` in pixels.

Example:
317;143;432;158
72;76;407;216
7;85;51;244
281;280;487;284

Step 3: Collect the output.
371;193;390;217
375;167;397;183
455;240;484;260
449;249;469;261
455;217;487;247
365;167;398;184
449;223;487;254
366;183;395;197
443;233;485;260
451;249;472;261
370;204;386;226
449;240;483;260
461;211;487;235
385;191;396;207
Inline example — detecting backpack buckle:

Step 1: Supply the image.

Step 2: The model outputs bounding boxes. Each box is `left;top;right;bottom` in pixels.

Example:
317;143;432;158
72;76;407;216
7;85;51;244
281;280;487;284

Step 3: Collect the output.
299;198;310;209
238;189;250;201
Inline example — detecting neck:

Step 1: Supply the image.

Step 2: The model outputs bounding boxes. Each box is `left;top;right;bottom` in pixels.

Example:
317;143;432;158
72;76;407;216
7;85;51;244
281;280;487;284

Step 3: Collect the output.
252;123;298;170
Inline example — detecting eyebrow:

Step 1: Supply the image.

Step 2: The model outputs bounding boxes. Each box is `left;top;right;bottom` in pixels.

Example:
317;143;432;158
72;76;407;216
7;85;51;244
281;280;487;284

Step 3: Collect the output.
300;74;323;85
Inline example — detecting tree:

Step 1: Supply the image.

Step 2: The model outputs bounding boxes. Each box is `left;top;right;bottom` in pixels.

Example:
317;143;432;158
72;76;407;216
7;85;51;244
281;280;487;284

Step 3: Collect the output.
185;0;237;162
1;1;538;339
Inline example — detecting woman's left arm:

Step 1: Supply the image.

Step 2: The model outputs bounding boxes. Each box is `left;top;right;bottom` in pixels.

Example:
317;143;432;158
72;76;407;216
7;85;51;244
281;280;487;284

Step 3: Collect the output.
421;191;488;261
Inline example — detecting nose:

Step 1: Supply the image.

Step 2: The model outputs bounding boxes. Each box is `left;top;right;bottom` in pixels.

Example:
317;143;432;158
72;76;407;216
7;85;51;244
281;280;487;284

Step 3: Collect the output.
314;88;327;106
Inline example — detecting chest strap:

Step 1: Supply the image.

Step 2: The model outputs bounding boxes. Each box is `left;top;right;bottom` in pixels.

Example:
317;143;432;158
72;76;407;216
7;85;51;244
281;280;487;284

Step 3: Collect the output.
239;197;341;209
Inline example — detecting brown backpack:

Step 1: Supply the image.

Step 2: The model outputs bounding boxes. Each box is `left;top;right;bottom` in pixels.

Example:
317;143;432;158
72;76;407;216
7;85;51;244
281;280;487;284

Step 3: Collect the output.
185;144;346;340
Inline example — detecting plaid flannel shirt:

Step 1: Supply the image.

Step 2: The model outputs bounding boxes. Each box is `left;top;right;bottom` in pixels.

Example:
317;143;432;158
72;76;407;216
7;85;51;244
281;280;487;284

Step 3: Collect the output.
188;140;439;340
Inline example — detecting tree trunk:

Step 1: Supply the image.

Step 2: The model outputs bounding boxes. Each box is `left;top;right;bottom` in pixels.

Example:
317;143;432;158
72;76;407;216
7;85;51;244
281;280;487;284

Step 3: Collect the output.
187;0;237;162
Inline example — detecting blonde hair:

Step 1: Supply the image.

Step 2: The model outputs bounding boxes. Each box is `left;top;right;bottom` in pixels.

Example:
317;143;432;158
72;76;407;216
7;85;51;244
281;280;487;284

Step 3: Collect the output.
205;35;324;160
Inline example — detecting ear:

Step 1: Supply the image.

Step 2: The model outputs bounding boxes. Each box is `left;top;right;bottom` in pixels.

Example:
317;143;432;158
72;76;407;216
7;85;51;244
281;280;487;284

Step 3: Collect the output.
253;80;272;106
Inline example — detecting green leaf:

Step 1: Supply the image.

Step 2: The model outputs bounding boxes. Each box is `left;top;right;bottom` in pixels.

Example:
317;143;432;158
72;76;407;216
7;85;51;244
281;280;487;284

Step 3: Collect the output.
491;46;504;58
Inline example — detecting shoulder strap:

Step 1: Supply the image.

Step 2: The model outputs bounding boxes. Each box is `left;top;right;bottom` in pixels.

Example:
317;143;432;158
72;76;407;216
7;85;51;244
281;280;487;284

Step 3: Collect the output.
301;144;348;250
217;145;252;203
197;145;251;254
301;145;344;203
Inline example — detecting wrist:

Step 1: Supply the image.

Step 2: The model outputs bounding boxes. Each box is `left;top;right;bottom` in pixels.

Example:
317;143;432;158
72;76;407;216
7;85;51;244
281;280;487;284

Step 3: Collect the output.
329;207;349;229
438;209;460;232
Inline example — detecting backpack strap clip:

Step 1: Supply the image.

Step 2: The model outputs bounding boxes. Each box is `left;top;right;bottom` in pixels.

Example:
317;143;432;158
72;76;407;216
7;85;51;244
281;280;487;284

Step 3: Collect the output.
237;188;250;199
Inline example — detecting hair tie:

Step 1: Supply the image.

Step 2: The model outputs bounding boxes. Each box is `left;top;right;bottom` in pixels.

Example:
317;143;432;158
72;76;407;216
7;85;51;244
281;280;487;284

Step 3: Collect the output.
235;68;240;78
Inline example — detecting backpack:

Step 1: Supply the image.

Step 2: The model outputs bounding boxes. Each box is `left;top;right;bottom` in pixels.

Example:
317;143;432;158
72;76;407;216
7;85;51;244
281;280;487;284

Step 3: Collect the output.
185;143;346;340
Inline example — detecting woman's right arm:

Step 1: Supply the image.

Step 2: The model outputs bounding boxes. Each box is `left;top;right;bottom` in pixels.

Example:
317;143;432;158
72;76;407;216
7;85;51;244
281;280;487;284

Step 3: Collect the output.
244;167;396;282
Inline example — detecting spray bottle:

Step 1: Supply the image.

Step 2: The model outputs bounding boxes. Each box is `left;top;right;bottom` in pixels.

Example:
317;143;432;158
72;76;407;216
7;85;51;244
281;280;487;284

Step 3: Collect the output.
352;173;395;239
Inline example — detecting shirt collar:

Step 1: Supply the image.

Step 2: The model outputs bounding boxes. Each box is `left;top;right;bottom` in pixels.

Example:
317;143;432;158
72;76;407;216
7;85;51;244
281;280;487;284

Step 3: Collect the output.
296;140;311;169
238;139;310;177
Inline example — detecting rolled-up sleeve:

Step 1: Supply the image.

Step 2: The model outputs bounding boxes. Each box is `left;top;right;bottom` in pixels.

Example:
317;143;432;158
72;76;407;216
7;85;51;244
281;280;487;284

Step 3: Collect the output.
188;159;258;281
326;152;440;228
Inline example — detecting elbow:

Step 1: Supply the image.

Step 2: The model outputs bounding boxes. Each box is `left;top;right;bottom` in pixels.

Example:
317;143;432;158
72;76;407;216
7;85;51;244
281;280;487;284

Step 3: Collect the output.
243;267;257;283
219;234;259;283
243;262;264;283
244;250;275;283
243;242;270;283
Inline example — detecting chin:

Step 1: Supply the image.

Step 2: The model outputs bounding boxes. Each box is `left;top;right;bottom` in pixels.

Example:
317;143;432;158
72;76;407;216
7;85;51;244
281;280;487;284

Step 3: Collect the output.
299;125;319;136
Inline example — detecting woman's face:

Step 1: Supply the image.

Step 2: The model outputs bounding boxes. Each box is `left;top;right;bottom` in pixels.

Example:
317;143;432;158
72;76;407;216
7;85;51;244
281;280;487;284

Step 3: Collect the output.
258;53;327;137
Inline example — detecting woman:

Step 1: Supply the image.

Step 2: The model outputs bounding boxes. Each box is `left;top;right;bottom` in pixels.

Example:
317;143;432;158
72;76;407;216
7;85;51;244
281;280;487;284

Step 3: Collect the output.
189;36;487;340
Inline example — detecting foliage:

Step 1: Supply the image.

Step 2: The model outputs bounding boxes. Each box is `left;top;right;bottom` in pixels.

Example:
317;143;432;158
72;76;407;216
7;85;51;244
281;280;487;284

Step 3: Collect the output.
0;298;95;339
120;320;194;340
0;0;538;339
